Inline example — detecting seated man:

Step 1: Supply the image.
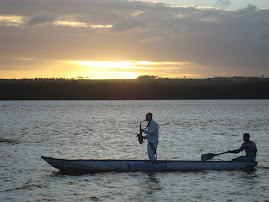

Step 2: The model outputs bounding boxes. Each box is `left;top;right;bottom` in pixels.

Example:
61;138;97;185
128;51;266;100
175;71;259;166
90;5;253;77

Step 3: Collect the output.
229;133;257;161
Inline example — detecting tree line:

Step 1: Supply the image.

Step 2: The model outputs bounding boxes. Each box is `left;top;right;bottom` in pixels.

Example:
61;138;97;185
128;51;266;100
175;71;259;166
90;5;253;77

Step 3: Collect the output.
0;77;268;100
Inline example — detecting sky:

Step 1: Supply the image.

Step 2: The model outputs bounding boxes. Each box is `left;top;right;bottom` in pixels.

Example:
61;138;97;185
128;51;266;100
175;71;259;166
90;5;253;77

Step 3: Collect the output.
0;0;269;79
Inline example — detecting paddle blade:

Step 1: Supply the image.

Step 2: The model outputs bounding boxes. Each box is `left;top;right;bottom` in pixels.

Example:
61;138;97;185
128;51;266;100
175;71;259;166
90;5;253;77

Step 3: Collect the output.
201;153;216;161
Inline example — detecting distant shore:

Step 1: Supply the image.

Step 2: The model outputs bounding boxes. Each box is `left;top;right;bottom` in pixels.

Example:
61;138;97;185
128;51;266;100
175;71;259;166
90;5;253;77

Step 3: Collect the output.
0;77;268;100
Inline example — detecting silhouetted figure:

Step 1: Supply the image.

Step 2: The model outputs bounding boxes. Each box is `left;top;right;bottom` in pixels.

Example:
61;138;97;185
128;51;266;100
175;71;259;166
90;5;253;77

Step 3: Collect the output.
141;113;159;160
229;133;257;161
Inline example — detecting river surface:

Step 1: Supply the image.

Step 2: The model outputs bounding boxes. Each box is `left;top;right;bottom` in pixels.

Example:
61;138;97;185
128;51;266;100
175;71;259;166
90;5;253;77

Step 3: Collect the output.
1;100;269;201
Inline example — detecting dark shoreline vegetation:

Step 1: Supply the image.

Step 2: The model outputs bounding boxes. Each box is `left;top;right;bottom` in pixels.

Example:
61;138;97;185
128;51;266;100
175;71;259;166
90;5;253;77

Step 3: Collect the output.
0;76;268;100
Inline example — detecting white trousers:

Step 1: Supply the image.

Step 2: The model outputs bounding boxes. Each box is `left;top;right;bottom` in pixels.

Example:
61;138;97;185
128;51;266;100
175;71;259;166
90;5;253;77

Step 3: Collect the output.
147;142;158;160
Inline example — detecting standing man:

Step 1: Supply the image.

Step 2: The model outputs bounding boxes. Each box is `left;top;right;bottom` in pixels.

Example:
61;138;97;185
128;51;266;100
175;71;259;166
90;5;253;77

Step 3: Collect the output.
229;133;257;161
141;113;159;160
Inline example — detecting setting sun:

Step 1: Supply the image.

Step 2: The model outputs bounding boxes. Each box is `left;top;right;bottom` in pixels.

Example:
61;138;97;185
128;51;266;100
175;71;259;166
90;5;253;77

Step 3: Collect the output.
64;60;145;79
60;60;194;79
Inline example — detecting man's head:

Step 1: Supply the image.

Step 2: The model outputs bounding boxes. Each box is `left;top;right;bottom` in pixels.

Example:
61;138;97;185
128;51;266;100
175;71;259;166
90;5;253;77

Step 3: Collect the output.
243;133;250;142
146;113;152;122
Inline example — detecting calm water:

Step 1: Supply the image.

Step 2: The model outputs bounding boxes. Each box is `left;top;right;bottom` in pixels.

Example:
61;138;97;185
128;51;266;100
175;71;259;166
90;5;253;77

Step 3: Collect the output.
0;100;269;201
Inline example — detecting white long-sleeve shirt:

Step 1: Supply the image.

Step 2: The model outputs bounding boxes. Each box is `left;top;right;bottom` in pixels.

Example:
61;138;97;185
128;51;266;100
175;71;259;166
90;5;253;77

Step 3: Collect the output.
143;119;159;144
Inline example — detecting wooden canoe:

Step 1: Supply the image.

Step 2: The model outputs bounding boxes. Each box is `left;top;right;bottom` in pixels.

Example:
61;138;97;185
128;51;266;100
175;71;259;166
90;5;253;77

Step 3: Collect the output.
41;156;257;172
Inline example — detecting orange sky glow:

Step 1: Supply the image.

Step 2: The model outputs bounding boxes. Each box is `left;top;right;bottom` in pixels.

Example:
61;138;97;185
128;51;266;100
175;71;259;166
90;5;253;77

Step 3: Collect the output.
0;1;268;79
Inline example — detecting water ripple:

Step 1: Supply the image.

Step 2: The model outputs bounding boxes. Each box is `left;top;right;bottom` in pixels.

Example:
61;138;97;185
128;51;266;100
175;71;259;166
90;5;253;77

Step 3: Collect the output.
0;100;269;201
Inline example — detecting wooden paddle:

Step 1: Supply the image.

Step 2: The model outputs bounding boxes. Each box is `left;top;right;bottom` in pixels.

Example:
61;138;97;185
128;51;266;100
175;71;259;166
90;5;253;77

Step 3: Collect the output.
201;151;230;161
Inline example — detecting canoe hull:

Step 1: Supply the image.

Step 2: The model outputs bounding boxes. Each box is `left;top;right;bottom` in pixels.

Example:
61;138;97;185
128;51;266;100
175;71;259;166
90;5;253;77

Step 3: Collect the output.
41;156;257;172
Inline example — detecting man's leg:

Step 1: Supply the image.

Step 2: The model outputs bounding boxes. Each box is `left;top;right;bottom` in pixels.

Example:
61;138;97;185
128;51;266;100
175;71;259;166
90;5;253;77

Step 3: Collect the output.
232;156;248;161
148;142;157;160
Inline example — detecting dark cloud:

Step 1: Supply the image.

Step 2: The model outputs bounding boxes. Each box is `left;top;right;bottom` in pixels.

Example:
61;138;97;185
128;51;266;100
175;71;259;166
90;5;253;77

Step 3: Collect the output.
27;14;56;25
0;0;268;77
256;27;269;40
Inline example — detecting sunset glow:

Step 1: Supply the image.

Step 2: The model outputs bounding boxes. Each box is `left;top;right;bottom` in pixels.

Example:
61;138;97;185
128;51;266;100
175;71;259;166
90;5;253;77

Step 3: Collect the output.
0;0;268;79
54;21;113;28
60;60;195;79
0;15;24;26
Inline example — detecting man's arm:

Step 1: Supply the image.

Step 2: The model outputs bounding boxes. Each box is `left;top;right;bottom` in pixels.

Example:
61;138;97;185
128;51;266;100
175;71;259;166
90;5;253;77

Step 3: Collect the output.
229;144;244;154
229;149;241;153
142;122;158;137
143;127;158;135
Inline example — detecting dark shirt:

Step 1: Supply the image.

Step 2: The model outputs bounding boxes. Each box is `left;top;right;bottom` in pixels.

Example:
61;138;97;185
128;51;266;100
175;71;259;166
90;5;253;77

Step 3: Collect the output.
238;141;257;160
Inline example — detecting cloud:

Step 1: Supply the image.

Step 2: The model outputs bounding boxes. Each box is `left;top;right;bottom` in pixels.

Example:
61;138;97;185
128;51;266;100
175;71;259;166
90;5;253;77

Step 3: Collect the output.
256;27;269;40
214;0;230;9
27;14;56;26
0;0;268;78
0;15;24;26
